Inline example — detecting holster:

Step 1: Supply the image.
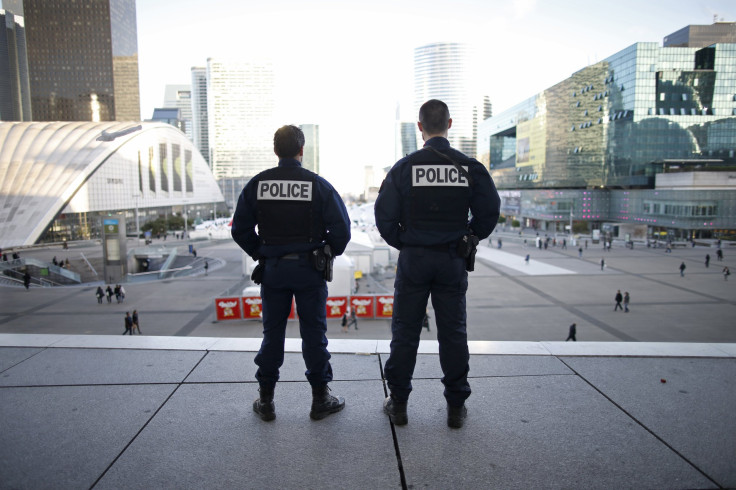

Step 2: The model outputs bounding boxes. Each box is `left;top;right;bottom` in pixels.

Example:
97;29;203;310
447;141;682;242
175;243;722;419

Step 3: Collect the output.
311;245;335;282
456;234;479;272
251;259;265;285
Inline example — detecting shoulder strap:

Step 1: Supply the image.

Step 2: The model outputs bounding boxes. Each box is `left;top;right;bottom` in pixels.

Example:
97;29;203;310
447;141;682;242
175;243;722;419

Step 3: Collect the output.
422;146;474;186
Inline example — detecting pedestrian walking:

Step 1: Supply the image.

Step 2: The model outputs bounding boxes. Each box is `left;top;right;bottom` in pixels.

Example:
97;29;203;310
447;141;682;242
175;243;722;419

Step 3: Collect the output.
614;290;623;311
106;285;113;303
23;271;31;289
374;99;500;429
347;308;358;330
601;258;605;271
584;239;588;249
623;291;630;312
119;285;125;303
566;323;576;341
716;249;723;261
122;312;133;335
114;284;121;303
232;124;351;422
96;286;104;304
525;254;530;265
422;311;431;332
132;310;142;334
679;262;686;277
578;247;583;258
724;266;731;281
341;312;348;333
705;254;710;268
204;260;209;276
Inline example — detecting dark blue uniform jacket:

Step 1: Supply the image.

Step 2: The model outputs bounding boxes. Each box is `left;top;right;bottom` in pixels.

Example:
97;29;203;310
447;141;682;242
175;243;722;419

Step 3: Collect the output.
375;137;500;249
231;158;351;259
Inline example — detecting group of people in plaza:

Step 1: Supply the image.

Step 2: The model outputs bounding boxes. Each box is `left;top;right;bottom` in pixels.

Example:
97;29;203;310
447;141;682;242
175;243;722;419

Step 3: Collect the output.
122;310;142;335
232;100;500;428
95;284;126;304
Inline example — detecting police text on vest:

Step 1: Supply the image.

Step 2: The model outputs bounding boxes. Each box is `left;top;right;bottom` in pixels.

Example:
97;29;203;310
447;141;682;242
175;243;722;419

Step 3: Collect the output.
257;180;313;201
412;165;469;187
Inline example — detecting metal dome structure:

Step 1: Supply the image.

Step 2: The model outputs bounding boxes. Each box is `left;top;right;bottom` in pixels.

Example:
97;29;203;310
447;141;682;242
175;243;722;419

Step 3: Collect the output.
0;121;225;248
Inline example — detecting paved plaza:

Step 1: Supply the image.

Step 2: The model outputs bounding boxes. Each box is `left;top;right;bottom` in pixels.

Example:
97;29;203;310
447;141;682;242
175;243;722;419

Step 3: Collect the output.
1;232;735;488
1;231;734;343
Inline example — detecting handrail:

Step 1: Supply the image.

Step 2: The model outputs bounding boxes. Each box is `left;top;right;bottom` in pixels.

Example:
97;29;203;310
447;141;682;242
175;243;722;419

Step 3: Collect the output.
79;252;98;276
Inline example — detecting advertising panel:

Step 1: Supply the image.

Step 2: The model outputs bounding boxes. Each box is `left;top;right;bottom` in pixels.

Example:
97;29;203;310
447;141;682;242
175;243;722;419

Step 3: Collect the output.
375;295;394;319
215;297;242;321
326;297;348;319
350;296;374;318
242;296;262;319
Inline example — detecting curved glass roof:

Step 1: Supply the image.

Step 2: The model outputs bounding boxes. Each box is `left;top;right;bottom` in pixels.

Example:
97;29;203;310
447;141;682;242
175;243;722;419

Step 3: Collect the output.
0;121;224;248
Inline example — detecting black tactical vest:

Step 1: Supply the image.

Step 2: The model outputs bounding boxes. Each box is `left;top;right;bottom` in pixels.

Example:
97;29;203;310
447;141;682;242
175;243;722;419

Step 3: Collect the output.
402;151;472;232
255;166;321;245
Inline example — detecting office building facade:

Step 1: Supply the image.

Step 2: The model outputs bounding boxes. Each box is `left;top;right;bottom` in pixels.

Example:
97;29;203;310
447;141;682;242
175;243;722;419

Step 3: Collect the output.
414;43;488;156
20;0;140;121
0;8;30;121
206;58;275;209
478;23;736;240
162;84;192;140
300;123;319;174
190;66;209;167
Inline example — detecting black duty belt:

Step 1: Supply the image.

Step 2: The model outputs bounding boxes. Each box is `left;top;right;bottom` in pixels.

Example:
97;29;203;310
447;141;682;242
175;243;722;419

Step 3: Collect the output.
422;242;456;253
281;253;307;260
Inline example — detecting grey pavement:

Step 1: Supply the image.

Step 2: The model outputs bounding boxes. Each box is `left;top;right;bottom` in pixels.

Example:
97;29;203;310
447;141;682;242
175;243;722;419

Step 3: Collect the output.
1;335;735;489
2;234;736;343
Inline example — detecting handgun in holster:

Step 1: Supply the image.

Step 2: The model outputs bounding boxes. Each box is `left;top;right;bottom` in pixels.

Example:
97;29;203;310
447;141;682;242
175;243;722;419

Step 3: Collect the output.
311;244;335;281
457;234;480;272
251;258;265;285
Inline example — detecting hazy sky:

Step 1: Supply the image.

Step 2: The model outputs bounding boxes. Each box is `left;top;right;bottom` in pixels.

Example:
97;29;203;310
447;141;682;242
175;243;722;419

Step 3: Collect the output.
133;0;733;194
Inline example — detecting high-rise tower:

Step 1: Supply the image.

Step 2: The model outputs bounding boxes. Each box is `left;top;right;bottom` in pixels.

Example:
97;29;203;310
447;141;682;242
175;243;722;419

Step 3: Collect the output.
0;8;31;121
20;0;140;121
414;43;486;156
190;66;209;167
300;123;319;174
206;58;275;181
162;84;192;139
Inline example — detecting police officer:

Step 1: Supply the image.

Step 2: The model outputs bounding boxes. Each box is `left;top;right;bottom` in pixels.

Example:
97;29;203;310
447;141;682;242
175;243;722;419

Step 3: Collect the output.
232;125;351;422
375;99;500;428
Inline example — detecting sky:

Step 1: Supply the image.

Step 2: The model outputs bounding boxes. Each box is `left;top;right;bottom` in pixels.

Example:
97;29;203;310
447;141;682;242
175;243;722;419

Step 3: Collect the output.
135;0;735;195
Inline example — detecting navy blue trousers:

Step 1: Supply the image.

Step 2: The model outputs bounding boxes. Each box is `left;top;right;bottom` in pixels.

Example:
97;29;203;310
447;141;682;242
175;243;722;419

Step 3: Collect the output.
254;257;333;388
384;246;471;407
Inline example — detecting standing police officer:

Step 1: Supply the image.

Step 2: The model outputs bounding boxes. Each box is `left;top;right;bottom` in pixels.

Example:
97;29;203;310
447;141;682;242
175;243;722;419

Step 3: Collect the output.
375;100;500;428
232;125;351;421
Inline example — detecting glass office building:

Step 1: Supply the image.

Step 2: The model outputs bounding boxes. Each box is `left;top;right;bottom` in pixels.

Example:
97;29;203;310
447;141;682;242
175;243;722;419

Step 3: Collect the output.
478;23;736;239
0;8;31;121
20;0;140;121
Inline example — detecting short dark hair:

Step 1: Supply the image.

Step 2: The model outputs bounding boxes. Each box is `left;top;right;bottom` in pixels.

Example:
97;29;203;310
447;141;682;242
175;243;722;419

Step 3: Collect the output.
273;125;305;158
418;99;450;135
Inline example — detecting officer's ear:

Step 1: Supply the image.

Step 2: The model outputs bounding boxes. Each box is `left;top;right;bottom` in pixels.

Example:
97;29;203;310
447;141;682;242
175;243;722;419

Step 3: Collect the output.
447;118;452;130
417;121;423;133
299;147;304;157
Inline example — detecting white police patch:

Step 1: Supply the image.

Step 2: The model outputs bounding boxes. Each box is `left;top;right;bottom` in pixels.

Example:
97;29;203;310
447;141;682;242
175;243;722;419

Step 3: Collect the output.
257;180;313;201
412;165;469;187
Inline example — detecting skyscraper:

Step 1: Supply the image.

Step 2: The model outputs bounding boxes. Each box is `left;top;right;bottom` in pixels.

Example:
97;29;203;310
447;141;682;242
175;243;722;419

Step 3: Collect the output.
206;58;275;181
20;0;140;121
414;43;487;156
190;66;209;167
300;123;319;174
0;8;31;121
163;84;192;139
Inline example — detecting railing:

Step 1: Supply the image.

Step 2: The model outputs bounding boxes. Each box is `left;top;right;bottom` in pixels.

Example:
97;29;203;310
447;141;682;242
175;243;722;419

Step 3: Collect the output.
0;258;81;284
79;252;98;277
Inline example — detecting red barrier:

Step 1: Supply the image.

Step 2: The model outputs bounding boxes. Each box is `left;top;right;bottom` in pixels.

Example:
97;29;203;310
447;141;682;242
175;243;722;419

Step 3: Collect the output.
215;297;243;321
375;295;394;318
349;296;374;318
242;296;262;319
325;296;348;318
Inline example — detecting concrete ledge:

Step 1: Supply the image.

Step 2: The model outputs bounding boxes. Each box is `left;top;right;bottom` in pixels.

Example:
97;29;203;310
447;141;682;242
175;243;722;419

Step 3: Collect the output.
0;334;734;358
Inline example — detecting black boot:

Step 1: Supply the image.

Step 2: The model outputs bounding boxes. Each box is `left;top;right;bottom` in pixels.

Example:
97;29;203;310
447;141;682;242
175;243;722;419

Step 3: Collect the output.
383;395;408;425
447;403;467;428
253;385;276;421
310;384;345;420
